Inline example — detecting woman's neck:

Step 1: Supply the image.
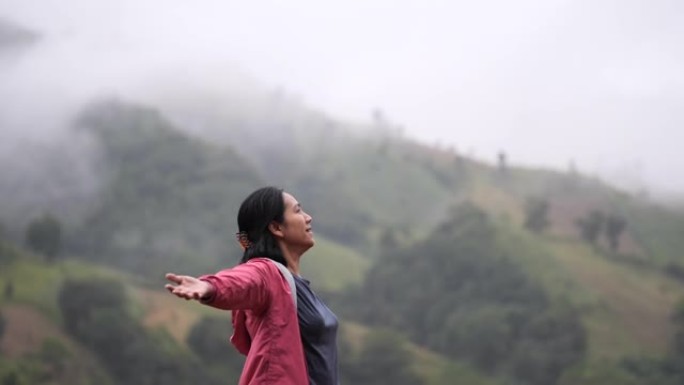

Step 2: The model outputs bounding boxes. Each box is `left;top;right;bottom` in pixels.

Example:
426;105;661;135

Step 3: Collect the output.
279;244;303;275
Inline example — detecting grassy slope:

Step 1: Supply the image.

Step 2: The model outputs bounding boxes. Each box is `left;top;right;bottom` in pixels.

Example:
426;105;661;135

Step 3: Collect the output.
0;252;123;383
618;199;684;265
0;258;137;321
503;229;684;360
471;170;684;365
0;303;115;385
4;171;684;385
0;215;371;332
0;254;218;359
547;239;682;359
341;321;501;385
301;236;371;291
1;251;486;385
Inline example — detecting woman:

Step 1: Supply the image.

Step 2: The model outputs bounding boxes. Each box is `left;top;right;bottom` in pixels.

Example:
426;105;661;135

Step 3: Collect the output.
165;186;339;385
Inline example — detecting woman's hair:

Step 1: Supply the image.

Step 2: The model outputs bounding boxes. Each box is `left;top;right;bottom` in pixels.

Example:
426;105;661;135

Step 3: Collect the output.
237;186;287;266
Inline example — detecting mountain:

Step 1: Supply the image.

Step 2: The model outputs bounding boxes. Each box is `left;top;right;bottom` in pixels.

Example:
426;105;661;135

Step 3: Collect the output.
69;98;263;275
149;87;462;246
1;83;684;384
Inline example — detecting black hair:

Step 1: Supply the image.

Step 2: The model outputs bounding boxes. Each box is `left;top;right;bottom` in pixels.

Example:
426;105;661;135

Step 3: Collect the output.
237;186;288;266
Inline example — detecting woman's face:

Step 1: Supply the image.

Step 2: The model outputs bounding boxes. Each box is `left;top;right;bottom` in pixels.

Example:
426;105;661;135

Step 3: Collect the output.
279;192;315;251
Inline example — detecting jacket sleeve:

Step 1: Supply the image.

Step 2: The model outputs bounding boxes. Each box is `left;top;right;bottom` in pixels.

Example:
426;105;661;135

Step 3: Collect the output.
198;259;272;312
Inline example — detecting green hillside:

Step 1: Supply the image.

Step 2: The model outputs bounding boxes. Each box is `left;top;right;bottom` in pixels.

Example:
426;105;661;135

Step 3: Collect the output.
497;226;684;356
0;245;117;384
300;236;370;291
1;91;684;384
466;167;684;347
70;99;264;275
0;240;493;385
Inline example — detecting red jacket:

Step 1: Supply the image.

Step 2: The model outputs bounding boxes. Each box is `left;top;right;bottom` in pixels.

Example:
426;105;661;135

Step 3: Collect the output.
200;258;308;385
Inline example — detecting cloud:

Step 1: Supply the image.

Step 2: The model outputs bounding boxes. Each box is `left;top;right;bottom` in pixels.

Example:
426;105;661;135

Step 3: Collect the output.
0;0;682;196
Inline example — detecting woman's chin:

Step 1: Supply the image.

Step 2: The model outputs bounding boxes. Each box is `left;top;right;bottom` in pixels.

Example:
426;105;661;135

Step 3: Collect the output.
304;238;315;250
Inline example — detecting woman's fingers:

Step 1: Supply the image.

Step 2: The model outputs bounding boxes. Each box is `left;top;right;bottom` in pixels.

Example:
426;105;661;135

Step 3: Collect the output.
165;273;183;284
164;273;204;301
165;284;199;300
170;288;190;298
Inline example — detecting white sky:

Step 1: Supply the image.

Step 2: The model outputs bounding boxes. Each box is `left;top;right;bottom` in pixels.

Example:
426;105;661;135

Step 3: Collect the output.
1;0;683;196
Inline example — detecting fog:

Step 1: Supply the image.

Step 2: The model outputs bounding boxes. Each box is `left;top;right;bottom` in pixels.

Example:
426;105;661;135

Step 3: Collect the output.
1;0;683;198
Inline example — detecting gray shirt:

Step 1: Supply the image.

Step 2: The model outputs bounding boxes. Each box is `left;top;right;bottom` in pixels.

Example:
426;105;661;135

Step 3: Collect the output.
294;275;339;385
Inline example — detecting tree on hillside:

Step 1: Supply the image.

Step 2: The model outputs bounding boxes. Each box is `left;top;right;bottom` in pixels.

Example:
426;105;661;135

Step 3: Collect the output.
605;214;627;252
25;213;62;261
58;279;128;335
187;316;244;376
509;308;587;385
524;197;550;233
671;300;684;356
575;210;605;245
58;279;211;385
379;227;399;251
343;330;424;385
71;99;261;275
498;151;508;174
4;281;13;300
372;108;386;127
347;202;586;385
454;153;464;171
0;310;5;340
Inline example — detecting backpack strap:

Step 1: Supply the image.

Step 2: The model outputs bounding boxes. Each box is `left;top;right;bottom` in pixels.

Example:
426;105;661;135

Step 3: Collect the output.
270;260;297;308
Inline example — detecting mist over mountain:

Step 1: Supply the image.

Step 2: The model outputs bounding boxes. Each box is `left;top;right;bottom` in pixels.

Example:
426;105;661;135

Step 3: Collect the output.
0;13;405;235
0;17;37;49
1;0;683;200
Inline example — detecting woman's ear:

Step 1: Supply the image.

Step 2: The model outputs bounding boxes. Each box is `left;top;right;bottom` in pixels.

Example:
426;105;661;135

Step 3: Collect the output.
268;221;284;238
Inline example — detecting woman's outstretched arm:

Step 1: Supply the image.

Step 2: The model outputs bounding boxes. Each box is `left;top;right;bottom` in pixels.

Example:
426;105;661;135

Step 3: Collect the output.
164;259;273;311
165;273;215;301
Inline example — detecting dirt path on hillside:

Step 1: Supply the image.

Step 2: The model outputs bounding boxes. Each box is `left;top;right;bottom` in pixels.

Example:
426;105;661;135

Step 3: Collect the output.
0;304;70;358
137;289;205;344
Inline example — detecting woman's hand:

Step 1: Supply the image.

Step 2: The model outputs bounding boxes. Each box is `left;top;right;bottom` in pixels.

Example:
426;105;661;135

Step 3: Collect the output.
165;273;215;301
